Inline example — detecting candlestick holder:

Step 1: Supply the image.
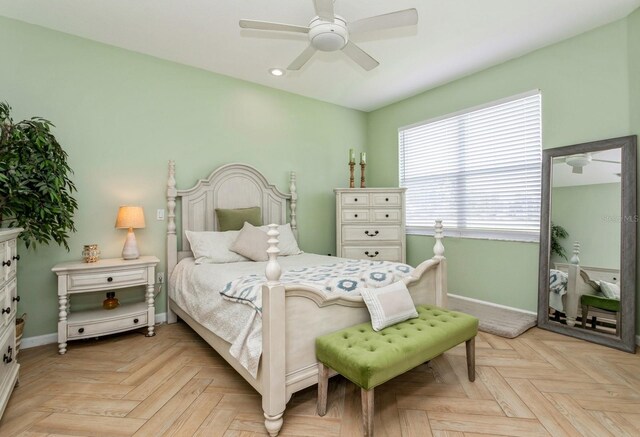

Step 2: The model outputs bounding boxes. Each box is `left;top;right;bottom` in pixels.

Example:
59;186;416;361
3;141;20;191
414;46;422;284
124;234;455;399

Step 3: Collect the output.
349;162;355;188
360;163;366;188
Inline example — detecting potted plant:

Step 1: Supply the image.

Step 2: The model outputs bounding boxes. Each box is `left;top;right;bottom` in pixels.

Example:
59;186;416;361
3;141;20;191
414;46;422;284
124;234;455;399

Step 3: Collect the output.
551;222;569;260
0;102;78;249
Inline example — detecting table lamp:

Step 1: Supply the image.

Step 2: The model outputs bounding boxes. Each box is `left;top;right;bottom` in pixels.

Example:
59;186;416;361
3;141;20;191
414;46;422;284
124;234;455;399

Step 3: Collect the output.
115;206;145;260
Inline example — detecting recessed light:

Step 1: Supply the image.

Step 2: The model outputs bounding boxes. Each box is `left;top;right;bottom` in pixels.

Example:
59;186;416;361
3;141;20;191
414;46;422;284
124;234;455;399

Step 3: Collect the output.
269;68;285;77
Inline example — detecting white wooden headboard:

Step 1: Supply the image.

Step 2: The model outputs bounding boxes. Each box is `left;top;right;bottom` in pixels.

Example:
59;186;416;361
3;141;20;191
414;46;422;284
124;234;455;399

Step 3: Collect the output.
166;161;298;275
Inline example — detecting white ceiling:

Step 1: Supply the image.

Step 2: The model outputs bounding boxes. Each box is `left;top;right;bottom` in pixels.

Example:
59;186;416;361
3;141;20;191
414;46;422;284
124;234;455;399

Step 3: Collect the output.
553;149;622;187
1;0;639;112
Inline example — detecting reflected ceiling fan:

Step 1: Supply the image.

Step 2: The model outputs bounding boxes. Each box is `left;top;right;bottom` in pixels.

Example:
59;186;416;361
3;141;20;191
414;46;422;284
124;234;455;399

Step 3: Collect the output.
239;0;418;71
555;153;621;174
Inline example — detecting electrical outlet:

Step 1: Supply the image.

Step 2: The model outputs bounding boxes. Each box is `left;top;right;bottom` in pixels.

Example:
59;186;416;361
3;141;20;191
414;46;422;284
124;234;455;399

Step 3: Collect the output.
156;209;165;220
157;272;164;284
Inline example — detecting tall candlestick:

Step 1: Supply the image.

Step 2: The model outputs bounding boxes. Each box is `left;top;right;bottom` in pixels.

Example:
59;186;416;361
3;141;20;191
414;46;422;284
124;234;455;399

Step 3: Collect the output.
349;162;355;188
349;148;355;164
360;163;366;188
360;152;366;164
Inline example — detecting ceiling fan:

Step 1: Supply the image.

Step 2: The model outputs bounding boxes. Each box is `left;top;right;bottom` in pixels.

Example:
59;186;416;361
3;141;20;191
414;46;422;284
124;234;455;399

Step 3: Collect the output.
555;153;621;174
239;0;418;71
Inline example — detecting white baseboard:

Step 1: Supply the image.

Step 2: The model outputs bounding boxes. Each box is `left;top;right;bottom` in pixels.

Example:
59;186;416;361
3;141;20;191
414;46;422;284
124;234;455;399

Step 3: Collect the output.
448;293;537;316
20;312;167;350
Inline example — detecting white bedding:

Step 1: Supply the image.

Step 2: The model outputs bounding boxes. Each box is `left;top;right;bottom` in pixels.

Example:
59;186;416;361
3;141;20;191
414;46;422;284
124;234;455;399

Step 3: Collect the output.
169;253;353;377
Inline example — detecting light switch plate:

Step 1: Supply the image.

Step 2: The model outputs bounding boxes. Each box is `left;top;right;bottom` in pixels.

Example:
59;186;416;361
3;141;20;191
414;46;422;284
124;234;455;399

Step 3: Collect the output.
156;209;165;220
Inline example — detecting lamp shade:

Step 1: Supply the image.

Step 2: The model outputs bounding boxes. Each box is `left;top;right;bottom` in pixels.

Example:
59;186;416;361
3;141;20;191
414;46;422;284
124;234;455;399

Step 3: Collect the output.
115;206;146;229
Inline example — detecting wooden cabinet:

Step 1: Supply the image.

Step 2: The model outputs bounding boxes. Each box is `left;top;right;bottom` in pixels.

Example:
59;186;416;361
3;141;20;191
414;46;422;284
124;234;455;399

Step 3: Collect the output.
52;256;159;355
0;228;22;419
335;188;406;263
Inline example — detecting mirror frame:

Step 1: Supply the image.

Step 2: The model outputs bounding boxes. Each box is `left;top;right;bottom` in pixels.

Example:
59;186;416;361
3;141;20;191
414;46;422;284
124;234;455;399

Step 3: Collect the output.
537;135;637;353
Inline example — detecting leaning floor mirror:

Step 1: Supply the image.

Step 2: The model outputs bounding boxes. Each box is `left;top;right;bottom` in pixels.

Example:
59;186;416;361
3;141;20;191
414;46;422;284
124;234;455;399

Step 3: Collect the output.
538;136;637;352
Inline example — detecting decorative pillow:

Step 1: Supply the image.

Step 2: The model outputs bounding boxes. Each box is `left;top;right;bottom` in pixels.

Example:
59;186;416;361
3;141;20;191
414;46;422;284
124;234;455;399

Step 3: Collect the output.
259;223;303;256
599;280;620;300
549;269;568;295
230;222;270;261
216;207;262;231
360;281;418;331
185;230;249;264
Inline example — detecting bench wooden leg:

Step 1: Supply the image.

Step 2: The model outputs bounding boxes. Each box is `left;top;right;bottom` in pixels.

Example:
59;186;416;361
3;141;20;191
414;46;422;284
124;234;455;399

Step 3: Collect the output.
317;362;329;416
466;337;476;382
361;387;374;437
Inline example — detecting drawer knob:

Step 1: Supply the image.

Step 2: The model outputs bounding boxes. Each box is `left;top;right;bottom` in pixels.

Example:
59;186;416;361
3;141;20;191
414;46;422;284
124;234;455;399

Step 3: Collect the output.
2;260;10;267
354;214;358;218
385;198;389;201
133;318;139;324
364;251;379;258
3;346;12;364
354;198;358;202
12;255;20;261
1;307;9;315
12;296;20;302
364;230;379;237
385;214;389;218
107;277;113;283
78;327;85;334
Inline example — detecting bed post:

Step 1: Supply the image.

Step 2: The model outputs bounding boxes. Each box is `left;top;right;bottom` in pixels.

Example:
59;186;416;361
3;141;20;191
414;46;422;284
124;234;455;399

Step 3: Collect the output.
433;220;448;308
262;224;286;436
290;171;298;239
565;242;581;327
167;161;178;324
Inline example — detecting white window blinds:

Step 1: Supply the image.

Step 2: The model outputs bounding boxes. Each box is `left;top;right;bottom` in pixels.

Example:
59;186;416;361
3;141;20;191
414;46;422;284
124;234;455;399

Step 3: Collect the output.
399;91;542;241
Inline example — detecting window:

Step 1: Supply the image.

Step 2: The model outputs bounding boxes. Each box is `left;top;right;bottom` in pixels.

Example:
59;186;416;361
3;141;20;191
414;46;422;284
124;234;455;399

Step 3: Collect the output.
399;91;542;242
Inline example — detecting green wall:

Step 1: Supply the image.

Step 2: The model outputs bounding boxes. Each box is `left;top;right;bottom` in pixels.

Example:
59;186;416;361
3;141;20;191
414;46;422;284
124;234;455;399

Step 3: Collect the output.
551;183;621;269
0;17;366;338
367;18;634;317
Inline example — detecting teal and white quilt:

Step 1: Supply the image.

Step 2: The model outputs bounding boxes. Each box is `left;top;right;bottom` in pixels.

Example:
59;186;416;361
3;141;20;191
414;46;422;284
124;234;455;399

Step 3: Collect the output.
220;259;414;312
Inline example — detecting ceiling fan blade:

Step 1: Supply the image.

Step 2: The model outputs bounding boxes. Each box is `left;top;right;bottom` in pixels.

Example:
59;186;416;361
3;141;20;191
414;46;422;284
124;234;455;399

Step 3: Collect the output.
572;167;583;174
288;46;317;70
349;8;418;35
314;0;335;21
342;41;379;71
592;158;621;164
239;19;309;33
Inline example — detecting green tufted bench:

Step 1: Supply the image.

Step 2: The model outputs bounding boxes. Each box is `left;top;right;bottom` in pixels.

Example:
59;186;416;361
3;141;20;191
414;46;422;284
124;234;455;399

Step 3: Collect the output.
315;304;478;436
580;294;620;335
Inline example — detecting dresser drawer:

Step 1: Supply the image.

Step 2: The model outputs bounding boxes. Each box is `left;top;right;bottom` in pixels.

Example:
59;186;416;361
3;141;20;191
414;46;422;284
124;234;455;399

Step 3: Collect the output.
341;193;370;206
1;279;16;329
5;239;17;280
68;312;148;339
372;193;401;207
342;209;370;223
0;323;16;385
342;246;403;262
342;225;402;242
68;268;148;292
372;209;401;223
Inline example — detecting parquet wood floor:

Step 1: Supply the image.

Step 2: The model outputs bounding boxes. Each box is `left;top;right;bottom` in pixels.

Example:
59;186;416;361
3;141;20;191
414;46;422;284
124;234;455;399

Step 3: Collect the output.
1;322;639;436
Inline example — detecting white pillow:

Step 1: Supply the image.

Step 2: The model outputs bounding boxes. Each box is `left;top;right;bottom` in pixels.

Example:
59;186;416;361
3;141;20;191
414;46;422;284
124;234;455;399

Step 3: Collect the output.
185;230;249;264
599;280;620;300
230;222;270;262
258;223;303;256
360;281;418;331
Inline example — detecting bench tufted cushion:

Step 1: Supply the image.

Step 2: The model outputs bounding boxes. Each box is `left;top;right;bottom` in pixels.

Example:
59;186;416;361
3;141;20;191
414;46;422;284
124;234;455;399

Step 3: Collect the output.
581;294;620;312
316;305;478;390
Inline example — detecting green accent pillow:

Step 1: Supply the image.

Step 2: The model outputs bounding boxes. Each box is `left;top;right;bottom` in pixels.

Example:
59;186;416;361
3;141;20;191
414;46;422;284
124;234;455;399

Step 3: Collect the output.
216;207;263;231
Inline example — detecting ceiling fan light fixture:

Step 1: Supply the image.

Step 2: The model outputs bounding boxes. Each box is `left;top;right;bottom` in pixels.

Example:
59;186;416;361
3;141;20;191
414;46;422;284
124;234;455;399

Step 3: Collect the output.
309;17;348;51
565;153;592;172
269;68;285;77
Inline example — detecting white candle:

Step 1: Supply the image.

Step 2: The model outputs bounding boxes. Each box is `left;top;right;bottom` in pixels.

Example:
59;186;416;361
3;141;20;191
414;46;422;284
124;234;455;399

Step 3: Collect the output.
360;152;366;164
349;148;355;164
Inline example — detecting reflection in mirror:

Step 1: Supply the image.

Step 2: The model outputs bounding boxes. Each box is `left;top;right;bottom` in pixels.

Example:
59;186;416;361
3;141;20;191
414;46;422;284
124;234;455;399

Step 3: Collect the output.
538;136;636;353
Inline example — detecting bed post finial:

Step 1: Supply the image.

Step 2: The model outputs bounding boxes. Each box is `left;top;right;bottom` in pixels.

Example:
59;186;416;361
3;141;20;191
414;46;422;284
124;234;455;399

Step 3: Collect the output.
290;171;298;239
166;160;178;324
265;224;282;285
433;219;445;259
570;241;580;265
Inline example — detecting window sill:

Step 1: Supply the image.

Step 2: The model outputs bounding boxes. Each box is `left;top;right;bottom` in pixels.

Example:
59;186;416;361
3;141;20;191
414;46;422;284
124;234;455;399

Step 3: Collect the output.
407;227;540;243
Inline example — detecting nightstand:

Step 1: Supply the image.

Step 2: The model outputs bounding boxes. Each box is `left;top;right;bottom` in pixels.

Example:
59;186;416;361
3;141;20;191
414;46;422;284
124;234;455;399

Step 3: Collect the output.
51;256;159;355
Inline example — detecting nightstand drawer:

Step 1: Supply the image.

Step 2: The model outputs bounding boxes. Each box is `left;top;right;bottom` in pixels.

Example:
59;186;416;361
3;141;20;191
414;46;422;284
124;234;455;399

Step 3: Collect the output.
68;311;148;339
372;192;401;206
68;268;148;292
342;225;401;242
341;193;370;206
342;209;370;223
342;246;403;262
372;209;401;223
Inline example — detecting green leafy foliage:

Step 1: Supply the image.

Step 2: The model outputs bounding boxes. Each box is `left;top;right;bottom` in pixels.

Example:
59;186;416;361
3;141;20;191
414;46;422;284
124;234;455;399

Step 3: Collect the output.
551;222;569;260
0;102;78;250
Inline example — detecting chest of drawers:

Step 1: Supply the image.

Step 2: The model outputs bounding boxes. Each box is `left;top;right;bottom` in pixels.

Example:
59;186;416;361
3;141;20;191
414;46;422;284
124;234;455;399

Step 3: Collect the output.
334;188;406;263
0;228;22;419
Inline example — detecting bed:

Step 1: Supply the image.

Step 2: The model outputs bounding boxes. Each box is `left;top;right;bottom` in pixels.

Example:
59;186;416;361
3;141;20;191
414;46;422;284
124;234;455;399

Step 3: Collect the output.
165;161;448;436
550;242;619;327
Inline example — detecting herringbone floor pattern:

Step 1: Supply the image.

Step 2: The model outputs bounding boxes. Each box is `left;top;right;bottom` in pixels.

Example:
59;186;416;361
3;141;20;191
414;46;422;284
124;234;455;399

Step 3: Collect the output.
1;322;639;436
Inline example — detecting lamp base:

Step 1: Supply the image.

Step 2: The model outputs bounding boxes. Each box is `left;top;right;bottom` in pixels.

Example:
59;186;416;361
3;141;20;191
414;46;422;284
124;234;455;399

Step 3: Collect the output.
122;229;140;260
